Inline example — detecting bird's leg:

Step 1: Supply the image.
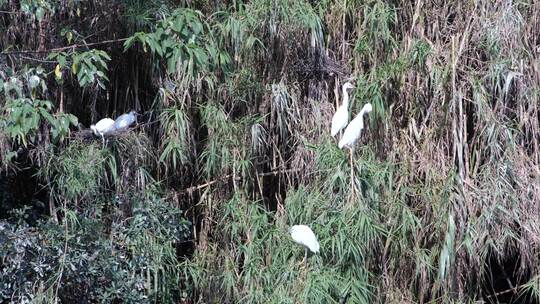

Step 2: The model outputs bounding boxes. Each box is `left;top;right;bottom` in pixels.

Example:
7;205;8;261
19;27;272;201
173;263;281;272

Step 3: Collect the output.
300;248;307;269
296;248;307;268
101;134;106;148
349;147;355;200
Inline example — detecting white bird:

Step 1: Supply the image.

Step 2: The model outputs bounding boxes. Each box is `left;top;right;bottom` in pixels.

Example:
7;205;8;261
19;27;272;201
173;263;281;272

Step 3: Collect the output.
290;225;320;262
338;103;373;199
113;110;138;131
331;82;354;137
90;118;116;146
338;103;373;149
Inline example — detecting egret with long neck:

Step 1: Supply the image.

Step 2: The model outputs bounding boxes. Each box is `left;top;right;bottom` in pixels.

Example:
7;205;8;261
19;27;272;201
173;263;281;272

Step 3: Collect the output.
331;82;354;137
338;103;373;199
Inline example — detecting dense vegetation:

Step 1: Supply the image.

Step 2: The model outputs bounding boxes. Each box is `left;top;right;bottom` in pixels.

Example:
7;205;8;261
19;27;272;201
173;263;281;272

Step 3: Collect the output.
1;0;539;303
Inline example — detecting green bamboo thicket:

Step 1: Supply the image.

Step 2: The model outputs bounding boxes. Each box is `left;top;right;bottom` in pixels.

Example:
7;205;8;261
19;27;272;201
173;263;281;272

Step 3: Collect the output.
0;0;539;303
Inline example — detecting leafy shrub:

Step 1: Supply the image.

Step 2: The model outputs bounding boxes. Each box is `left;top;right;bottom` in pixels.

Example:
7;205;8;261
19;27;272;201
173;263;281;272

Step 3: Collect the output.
0;194;190;303
0;68;78;149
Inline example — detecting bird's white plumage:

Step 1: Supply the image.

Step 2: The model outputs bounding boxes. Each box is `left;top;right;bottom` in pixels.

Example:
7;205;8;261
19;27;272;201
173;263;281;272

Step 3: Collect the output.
338;103;373;149
289;225;320;253
331;106;348;137
90;118;115;136
113;111;137;130
330;82;354;137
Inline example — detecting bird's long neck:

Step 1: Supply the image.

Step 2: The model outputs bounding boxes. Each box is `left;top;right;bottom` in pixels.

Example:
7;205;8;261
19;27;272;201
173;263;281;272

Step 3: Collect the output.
355;106;371;127
359;106;369;117
356;113;365;129
342;87;349;107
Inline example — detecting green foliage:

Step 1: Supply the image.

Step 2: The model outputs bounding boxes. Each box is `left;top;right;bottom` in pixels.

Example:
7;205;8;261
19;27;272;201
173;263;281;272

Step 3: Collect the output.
20;0;55;21
124;8;230;76
2;97;52;146
159;103;192;170
48;50;111;89
1;0;540;303
0;69;78;147
0;192;190;303
245;0;322;38
520;275;540;302
185;186;377;304
409;39;432;70
18;0;84;18
198;102;253;179
353;1;397;60
40;141;109;201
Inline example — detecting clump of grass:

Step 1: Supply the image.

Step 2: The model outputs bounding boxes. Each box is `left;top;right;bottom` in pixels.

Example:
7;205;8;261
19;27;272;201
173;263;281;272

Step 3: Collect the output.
40;141;109;203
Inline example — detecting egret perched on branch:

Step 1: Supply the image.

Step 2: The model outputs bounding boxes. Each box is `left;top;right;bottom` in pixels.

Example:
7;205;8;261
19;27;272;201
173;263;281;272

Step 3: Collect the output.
90;118;116;146
331;82;354;137
113;110;138;131
290;225;320;263
338;103;373;198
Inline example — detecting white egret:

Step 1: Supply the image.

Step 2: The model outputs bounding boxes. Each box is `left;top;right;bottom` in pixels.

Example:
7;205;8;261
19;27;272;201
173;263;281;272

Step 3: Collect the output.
338;103;373;149
331;82;354;137
90;118;116;146
338;103;373;198
113;110;138;131
289;225;320;263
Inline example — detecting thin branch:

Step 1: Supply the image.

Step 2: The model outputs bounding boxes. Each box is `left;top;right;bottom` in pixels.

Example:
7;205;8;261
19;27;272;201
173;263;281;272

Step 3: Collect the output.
19;55;58;63
258;168;302;177
180;174;235;194
179;168;305;194
0;37;129;56
485;278;537;300
486;286;518;299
